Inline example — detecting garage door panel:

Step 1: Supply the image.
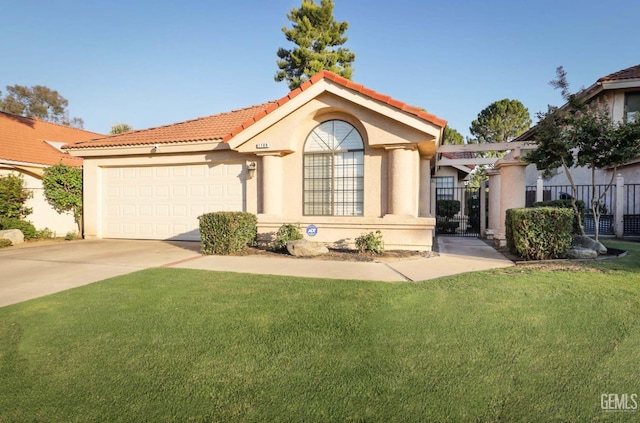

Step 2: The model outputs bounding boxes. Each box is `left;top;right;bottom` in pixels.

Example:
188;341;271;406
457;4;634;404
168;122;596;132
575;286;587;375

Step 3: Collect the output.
102;163;245;240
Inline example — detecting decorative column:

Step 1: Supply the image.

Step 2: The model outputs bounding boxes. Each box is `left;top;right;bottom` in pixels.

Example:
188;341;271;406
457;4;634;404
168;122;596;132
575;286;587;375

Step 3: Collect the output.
419;157;431;217
494;157;528;247
386;146;415;216
260;154;282;215
536;176;544;203
485;168;501;239
615;174;624;238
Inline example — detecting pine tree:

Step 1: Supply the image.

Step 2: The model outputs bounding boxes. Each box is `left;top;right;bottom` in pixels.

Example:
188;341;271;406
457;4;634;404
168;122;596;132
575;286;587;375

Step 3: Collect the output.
275;0;355;90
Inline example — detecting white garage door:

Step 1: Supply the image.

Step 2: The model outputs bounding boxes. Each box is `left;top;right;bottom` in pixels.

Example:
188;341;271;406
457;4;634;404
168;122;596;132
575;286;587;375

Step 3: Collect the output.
102;163;245;240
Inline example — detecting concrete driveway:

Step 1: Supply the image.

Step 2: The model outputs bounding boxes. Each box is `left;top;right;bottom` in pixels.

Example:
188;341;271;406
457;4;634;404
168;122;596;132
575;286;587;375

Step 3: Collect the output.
0;239;201;308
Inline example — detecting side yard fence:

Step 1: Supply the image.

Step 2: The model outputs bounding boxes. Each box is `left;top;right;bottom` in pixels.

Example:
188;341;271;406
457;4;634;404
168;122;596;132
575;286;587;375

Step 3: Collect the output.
525;175;640;237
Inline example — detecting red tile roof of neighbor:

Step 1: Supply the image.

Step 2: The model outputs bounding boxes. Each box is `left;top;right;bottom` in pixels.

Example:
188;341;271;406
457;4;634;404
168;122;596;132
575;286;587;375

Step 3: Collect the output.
67;71;447;149
0;112;101;167
597;64;640;82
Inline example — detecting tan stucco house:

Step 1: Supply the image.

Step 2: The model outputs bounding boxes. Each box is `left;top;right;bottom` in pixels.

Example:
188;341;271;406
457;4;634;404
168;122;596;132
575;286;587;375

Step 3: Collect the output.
0;112;102;235
519;63;640;186
66;71;446;250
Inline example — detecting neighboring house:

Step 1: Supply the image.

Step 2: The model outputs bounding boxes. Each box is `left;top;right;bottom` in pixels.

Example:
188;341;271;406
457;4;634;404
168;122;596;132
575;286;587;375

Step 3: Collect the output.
65;71;446;250
433;151;475;196
0;112;102;235
519;63;640;187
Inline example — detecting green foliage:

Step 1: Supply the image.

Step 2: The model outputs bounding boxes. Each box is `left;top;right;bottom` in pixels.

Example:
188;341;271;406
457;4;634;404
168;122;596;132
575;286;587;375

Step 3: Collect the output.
110;123;133;134
198;212;257;255
275;0;355;90
505;207;573;260
0;173;33;219
526;66;640;239
435;200;460;219
42;164;83;231
443;126;464;145
0;217;37;239
65;231;79;241
470;98;532;145
34;228;54;240
355;230;384;254
274;223;303;250
0;238;12;248
533;199;585;235
0;84;83;128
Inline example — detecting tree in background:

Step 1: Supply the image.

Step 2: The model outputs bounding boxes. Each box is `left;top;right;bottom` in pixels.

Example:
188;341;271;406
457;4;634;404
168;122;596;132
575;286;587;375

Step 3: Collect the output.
0;84;84;128
443;126;465;145
470;98;531;146
0;174;32;219
466;98;532;188
275;0;355;90
110;123;133;135
42;163;83;233
526;66;640;239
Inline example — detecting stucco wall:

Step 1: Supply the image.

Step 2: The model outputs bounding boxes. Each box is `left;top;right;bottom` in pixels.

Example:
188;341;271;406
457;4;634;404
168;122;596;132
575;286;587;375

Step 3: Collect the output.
0;168;77;236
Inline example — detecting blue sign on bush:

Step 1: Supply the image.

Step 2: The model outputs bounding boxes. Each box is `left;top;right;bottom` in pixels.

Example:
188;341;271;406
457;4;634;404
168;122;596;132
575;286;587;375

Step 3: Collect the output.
306;224;318;237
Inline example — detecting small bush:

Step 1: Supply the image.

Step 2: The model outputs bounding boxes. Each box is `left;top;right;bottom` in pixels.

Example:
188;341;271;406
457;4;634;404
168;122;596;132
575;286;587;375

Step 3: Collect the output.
35;228;54;240
274;223;303;250
533;199;585;234
355;230;384;255
436;200;461;219
0;173;33;219
65;231;80;241
436;221;459;234
0;238;12;248
199;212;257;255
0;217;37;239
506;207;573;260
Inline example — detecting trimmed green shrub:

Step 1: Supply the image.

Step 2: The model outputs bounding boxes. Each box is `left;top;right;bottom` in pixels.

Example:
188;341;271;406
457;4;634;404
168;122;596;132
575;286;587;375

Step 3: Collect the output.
35;228;54;240
0;217;37;239
533;199;585;234
274;223;303;250
436;200;461;219
0;173;32;219
355;230;384;254
198;212;257;255
506;207;573;260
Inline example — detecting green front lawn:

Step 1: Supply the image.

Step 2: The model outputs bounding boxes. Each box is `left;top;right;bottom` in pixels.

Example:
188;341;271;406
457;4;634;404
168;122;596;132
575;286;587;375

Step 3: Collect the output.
1;242;639;422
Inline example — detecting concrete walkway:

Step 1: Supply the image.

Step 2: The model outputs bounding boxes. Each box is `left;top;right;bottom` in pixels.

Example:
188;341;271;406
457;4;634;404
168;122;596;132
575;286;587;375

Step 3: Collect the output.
171;237;514;282
0;237;513;307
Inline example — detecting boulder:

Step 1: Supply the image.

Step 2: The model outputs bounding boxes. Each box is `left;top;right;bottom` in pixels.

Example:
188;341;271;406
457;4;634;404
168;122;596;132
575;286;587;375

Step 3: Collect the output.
571;235;607;255
286;239;328;257
0;229;24;245
566;247;598;260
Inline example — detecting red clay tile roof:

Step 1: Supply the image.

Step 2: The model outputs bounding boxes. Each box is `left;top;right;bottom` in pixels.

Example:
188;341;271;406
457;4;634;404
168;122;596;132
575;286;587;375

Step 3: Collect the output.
67;71;446;149
67;103;276;149
0;112;101;166
597;64;640;82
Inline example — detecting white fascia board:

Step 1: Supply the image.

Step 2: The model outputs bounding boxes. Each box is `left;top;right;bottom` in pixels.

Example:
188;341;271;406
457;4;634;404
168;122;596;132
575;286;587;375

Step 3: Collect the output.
323;83;442;137
438;157;499;166
438;141;536;153
226;83;328;150
0;159;48;168
64;140;225;158
601;79;640;90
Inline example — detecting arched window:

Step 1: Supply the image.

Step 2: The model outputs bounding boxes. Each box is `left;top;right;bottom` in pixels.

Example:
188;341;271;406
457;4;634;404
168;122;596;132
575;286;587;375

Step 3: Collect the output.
303;120;364;216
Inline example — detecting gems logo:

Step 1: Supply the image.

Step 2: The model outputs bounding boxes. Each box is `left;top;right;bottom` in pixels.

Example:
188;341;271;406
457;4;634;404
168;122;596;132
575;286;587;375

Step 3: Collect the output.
601;393;638;412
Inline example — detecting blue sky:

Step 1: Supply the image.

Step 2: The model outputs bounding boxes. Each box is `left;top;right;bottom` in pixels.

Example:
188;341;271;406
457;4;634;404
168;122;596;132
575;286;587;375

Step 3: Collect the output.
2;0;639;138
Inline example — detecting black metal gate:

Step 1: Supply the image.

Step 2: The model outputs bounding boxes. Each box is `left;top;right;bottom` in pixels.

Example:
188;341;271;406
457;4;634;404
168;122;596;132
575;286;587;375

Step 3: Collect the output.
436;186;482;237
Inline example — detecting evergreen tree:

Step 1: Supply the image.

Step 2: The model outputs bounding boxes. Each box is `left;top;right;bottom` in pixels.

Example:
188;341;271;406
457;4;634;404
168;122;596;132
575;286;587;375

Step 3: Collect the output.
275;0;355;90
0;84;84;128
